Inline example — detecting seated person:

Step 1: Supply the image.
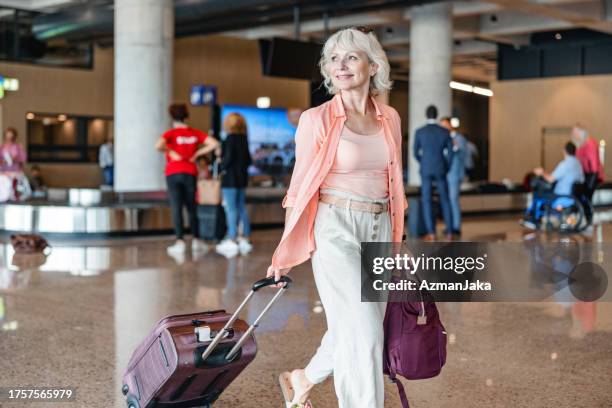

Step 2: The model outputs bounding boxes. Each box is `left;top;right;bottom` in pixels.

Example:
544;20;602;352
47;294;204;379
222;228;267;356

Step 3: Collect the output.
522;142;584;229
0;127;31;201
28;165;47;198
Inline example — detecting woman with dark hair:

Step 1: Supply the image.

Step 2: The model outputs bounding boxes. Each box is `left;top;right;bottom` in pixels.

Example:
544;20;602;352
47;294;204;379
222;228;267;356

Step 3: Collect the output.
156;103;220;255
215;113;253;257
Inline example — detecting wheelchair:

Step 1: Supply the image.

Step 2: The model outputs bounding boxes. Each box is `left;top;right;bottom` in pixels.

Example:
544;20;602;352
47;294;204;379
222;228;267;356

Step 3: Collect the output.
525;180;593;233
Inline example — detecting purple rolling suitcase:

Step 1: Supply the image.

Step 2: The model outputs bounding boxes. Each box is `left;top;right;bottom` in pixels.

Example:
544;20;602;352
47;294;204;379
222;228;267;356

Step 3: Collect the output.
122;276;292;408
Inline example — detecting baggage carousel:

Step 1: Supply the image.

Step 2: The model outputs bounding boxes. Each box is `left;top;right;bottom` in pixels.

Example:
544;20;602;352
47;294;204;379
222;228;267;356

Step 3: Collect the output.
0;188;287;237
1;184;611;236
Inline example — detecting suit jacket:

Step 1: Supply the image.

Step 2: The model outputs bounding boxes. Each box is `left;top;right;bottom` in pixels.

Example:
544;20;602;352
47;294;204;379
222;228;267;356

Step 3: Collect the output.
220;133;252;188
271;94;408;270
413;123;453;176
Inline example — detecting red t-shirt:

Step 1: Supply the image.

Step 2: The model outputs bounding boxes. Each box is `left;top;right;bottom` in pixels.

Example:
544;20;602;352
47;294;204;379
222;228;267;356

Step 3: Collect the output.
576;137;605;182
162;127;207;176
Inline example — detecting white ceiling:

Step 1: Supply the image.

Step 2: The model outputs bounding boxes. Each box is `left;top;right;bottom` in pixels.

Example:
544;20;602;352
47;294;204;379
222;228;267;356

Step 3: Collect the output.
1;0;611;83
0;0;80;11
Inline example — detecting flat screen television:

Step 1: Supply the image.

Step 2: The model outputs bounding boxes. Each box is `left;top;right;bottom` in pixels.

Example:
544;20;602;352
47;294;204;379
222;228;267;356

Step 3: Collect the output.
259;38;322;80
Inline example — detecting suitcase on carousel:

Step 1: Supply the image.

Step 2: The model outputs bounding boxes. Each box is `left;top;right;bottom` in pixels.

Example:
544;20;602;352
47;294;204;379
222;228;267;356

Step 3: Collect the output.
122;276;292;408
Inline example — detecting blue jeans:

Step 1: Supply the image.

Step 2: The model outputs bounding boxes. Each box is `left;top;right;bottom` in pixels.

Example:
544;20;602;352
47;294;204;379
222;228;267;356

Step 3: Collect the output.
102;166;114;186
421;173;453;235
221;188;251;239
447;172;463;233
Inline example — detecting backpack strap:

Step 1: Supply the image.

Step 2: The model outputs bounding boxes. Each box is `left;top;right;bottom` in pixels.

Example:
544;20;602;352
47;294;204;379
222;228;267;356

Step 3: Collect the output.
388;366;410;408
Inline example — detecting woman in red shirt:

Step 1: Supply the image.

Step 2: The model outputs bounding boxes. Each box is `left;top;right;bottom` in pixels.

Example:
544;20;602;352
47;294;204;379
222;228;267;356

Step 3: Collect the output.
156;104;219;255
572;125;604;223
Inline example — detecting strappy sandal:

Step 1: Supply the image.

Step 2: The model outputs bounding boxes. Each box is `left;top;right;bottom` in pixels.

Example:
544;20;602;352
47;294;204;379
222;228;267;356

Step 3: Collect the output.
279;371;314;408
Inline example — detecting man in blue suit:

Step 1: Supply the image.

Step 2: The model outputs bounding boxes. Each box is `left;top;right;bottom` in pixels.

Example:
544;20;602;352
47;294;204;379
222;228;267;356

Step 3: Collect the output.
413;105;454;241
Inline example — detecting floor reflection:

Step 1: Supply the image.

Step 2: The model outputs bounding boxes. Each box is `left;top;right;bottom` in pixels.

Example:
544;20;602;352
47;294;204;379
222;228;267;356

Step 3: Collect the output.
0;215;611;407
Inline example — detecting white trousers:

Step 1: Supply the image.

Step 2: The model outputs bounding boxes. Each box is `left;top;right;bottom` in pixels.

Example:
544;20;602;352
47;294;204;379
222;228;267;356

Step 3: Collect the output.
304;190;391;408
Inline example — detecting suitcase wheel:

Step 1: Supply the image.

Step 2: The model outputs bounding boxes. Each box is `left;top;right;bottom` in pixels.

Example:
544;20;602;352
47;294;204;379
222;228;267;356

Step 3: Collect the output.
126;395;140;408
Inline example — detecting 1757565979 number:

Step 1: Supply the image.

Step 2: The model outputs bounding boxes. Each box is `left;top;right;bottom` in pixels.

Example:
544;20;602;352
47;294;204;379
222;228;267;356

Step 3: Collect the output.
0;387;76;402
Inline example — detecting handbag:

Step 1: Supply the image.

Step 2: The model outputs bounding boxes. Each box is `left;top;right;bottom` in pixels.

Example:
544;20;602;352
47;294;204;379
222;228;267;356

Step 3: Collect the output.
10;234;50;254
197;159;222;205
383;280;447;408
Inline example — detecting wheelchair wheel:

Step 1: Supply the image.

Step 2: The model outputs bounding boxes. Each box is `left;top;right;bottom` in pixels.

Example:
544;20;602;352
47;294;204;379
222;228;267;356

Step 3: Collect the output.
557;201;586;233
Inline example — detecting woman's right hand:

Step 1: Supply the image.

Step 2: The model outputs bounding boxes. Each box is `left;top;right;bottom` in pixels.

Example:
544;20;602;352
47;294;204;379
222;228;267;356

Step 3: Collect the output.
266;265;292;288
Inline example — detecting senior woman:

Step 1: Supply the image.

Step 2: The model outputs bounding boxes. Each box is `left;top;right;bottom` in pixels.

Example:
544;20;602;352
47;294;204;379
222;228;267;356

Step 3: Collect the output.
267;28;407;408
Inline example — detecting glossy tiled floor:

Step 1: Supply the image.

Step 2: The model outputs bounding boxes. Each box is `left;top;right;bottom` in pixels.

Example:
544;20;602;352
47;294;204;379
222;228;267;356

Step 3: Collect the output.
1;214;612;408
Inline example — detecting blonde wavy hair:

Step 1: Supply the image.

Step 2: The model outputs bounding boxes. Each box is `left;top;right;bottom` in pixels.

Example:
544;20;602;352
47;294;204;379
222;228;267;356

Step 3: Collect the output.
319;27;392;96
223;113;248;135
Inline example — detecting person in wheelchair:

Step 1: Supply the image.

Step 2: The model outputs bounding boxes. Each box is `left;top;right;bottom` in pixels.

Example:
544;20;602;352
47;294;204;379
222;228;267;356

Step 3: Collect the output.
521;142;584;230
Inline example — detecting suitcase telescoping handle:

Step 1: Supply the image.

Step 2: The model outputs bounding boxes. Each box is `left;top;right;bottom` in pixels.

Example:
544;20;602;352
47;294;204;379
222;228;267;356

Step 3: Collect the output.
201;276;293;362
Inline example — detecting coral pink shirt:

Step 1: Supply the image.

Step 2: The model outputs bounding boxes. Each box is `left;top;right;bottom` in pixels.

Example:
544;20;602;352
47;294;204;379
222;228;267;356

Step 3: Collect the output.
576;137;604;182
271;94;407;270
321;126;389;199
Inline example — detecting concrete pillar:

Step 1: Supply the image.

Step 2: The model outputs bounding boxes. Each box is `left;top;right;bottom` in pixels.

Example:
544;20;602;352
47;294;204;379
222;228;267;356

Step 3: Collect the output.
114;0;173;192
408;2;453;186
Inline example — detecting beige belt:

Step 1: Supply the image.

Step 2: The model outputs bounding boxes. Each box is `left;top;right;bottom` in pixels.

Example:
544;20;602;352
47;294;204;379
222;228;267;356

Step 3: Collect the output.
319;193;389;214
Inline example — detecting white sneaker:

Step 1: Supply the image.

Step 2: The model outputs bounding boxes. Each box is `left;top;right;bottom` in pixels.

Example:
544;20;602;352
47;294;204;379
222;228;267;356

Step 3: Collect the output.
191;239;209;253
237;237;253;254
167;240;186;255
519;219;537;230
167;251;186;265
215;239;239;257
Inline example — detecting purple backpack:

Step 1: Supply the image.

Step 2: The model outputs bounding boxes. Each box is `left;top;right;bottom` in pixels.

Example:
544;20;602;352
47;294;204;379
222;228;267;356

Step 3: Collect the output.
383;297;447;407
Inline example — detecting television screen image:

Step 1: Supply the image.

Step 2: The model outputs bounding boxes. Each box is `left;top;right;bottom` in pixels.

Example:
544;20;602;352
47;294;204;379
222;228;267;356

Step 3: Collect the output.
220;105;303;179
259;38;322;80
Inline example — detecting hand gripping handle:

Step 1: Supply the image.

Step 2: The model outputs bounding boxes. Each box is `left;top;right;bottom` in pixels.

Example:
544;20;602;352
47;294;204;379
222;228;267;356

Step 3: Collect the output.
200;276;293;362
252;275;293;291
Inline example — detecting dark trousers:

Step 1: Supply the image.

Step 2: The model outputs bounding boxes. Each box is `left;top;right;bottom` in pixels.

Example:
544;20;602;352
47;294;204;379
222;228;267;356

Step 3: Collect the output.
166;173;199;240
584;172;598;223
420;173;453;235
